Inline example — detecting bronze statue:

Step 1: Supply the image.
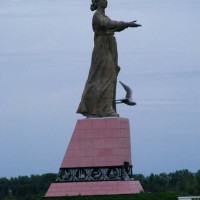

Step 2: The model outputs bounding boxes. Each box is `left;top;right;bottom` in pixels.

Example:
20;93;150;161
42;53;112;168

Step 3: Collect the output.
77;0;141;118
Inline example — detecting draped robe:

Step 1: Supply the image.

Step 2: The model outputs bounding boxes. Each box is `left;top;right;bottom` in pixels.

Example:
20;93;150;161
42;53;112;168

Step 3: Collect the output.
77;11;128;117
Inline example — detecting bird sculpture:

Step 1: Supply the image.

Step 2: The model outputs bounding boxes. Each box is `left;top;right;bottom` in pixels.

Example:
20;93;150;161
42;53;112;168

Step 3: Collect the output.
115;81;136;106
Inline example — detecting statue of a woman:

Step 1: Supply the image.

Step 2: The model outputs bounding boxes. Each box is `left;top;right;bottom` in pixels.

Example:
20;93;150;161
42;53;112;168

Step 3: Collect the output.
77;0;141;118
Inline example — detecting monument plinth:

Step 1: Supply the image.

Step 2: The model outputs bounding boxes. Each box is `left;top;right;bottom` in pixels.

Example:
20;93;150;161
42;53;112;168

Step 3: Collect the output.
45;118;143;197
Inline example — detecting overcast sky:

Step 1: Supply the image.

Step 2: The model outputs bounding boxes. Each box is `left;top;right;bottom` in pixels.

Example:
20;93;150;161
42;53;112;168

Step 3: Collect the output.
0;0;200;178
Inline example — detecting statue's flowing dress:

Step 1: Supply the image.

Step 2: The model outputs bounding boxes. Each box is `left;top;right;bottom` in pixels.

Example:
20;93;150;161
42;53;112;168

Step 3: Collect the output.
77;11;128;117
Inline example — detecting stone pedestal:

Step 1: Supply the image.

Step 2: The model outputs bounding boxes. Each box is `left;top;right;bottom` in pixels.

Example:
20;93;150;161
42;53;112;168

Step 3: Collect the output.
45;118;143;197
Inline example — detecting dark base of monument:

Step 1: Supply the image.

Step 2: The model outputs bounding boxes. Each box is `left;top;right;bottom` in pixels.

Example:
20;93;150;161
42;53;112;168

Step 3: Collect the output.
56;163;132;182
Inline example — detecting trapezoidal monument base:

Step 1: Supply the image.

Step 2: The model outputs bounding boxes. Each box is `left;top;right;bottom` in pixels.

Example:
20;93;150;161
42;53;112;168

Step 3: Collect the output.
45;117;143;197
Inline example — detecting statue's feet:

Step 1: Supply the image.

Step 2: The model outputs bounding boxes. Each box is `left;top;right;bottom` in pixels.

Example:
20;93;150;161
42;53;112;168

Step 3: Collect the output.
108;112;119;117
85;113;119;118
84;110;119;118
85;114;98;118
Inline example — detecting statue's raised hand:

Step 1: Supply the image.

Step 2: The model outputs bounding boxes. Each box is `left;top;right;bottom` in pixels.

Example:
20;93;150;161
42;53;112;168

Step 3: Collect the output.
128;20;142;27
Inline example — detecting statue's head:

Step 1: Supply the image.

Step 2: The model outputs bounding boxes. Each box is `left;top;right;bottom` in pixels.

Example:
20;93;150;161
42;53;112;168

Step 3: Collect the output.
90;0;108;11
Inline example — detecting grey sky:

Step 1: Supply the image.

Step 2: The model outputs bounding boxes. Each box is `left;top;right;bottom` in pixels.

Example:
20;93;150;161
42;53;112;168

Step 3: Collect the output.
0;0;200;178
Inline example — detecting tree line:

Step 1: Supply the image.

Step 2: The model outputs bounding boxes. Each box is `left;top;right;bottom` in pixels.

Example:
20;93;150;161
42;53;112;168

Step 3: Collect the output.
0;169;199;200
0;173;56;200
133;169;200;195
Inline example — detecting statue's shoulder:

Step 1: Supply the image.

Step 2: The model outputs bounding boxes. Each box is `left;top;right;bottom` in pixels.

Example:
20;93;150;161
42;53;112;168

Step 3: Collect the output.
93;11;108;22
93;11;101;24
93;11;101;19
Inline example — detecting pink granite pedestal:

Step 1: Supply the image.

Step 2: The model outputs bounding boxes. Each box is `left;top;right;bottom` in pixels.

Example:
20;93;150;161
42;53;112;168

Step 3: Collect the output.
45;118;143;197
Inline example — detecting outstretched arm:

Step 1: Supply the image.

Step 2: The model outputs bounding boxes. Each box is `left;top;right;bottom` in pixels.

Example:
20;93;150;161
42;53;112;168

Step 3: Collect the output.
93;13;141;33
113;20;142;32
106;19;141;32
